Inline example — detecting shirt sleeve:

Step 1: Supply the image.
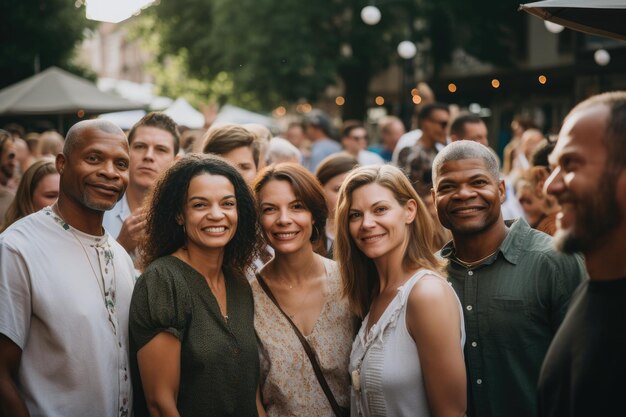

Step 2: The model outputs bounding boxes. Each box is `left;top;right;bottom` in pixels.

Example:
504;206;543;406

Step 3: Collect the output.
129;266;191;350
0;242;31;349
550;252;587;331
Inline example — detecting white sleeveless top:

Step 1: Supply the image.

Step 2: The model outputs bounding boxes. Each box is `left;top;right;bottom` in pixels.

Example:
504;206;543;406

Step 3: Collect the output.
349;269;465;417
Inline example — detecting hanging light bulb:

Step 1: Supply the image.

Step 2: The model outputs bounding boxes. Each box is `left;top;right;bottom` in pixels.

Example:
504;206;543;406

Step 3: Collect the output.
544;21;564;34
397;41;417;59
361;6;381;25
594;49;611;66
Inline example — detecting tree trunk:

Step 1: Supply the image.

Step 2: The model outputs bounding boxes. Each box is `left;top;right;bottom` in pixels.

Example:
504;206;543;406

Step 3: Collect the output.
339;65;370;121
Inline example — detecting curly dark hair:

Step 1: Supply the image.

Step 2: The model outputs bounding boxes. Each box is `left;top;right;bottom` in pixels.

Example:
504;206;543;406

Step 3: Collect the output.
139;153;261;272
253;162;328;256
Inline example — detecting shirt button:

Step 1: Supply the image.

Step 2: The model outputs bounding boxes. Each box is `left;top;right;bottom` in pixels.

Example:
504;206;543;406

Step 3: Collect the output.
233;347;241;355
468;270;474;276
466;305;473;311
471;341;478;347
476;379;483;385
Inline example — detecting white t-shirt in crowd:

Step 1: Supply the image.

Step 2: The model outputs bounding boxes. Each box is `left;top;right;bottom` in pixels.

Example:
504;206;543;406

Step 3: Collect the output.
0;207;136;417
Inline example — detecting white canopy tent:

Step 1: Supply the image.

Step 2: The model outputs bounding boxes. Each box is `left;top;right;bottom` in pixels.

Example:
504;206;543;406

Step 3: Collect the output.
213;104;276;130
164;98;205;129
98;110;147;130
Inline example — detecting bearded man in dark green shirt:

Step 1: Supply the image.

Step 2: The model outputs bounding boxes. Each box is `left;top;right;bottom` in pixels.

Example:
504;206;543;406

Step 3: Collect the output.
431;140;586;417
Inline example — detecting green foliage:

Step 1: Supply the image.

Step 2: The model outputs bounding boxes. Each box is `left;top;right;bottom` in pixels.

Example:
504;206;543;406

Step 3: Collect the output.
0;0;95;88
150;0;414;118
145;0;524;118
438;0;525;67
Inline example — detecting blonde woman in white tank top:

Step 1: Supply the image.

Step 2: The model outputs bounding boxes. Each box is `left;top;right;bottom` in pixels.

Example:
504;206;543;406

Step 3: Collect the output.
334;165;466;417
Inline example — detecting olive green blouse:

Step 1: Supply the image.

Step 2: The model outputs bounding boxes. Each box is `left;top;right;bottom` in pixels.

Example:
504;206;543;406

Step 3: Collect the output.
129;255;259;417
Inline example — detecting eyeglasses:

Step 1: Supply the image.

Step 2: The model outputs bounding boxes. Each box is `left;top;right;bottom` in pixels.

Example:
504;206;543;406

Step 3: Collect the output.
350;135;368;141
428;118;449;129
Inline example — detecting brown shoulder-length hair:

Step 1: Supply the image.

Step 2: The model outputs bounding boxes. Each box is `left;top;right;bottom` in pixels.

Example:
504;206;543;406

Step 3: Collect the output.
139;153;261;272
2;159;57;231
253;162;328;256
201;124;260;168
315;153;359;186
334;164;445;318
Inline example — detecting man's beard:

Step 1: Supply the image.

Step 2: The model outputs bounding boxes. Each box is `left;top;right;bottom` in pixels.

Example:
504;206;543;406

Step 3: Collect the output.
554;173;621;254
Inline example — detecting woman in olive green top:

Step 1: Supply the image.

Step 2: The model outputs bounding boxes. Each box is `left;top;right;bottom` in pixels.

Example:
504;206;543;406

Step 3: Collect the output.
129;154;263;417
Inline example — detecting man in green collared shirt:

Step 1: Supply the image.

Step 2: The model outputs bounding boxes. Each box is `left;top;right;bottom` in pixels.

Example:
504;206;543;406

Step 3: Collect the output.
431;140;585;417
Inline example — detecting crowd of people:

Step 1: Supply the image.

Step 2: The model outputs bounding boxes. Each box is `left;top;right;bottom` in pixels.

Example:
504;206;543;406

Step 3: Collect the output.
0;90;625;417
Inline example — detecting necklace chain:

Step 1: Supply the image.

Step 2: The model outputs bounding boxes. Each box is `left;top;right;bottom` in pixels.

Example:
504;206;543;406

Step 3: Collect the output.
454;249;498;269
52;204;117;332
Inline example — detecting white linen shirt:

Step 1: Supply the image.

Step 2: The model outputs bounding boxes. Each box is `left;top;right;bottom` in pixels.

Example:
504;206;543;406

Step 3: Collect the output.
0;208;135;417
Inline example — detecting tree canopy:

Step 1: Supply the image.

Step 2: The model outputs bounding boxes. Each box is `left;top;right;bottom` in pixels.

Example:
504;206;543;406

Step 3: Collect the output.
0;0;95;89
151;0;414;119
148;0;526;119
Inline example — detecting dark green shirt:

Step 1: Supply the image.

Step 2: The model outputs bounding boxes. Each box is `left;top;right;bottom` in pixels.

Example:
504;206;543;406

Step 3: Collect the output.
441;219;586;417
129;256;259;417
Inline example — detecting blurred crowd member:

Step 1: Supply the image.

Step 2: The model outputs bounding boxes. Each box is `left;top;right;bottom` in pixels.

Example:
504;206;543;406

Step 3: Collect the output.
130;155;261;417
3;124;27;181
340;121;384;166
397;103;450;197
104;113;179;264
202;123;260;185
244;123;272;171
266;137;302;164
336;164;466;417
3;123;25;140
393;102;449;169
38;130;64;157
2;159;59;232
252;163;352;417
508;128;545;180
0;130;17;222
180;128;205;154
0;120;135;417
370;115;405;162
315;153;359;255
305;110;342;172
432;140;585;417
450;113;488;146
24;132;42;162
285;121;311;163
515;167;558;236
502;116;537;175
539;91;626;417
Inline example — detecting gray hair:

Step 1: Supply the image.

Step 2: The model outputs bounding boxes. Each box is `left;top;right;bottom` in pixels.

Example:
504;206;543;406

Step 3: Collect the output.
266;137;302;164
432;140;500;184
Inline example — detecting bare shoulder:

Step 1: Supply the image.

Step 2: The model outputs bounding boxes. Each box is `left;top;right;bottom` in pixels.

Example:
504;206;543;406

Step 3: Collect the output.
406;273;461;340
407;273;457;313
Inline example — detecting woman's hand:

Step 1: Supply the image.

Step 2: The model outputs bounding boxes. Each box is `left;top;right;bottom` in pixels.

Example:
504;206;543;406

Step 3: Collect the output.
137;332;182;417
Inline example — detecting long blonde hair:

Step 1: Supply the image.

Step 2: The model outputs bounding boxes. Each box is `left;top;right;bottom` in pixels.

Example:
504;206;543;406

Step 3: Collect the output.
334;165;444;318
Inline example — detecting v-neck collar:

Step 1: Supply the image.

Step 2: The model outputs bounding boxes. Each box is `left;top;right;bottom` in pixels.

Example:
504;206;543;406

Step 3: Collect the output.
167;255;234;332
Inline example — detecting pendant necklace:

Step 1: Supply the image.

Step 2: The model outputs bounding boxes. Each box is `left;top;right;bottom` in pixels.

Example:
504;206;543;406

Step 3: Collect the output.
52;204;118;333
453;249;498;270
